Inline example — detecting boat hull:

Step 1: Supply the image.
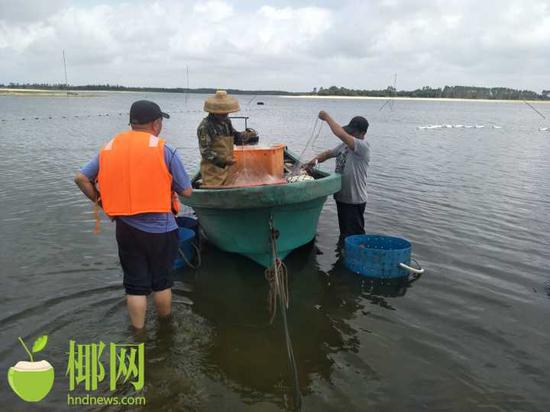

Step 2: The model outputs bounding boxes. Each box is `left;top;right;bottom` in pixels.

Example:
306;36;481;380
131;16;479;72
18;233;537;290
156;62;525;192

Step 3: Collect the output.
181;150;341;268
194;197;328;267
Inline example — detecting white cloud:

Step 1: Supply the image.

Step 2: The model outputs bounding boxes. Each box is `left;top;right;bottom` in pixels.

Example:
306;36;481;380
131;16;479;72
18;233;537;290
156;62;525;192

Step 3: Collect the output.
0;0;548;91
193;0;234;21
0;0;67;22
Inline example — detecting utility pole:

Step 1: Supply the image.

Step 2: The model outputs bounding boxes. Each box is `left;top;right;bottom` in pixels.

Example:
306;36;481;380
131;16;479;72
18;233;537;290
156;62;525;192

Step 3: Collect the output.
185;65;190;106
63;50;69;96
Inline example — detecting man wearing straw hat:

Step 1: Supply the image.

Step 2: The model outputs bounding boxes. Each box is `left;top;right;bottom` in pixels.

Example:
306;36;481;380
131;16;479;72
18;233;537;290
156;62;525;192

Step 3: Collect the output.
197;90;247;186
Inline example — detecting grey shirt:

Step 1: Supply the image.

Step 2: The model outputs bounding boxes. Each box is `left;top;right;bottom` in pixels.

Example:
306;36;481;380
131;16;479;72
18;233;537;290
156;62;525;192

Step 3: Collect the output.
330;138;370;204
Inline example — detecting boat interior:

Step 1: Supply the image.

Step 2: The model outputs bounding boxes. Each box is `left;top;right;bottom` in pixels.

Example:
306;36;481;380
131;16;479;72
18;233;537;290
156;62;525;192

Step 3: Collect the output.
192;145;327;189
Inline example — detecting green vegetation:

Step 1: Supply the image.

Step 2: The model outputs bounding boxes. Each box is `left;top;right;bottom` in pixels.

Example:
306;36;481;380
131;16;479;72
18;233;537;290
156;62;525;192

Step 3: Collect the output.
1;83;548;100
313;85;549;100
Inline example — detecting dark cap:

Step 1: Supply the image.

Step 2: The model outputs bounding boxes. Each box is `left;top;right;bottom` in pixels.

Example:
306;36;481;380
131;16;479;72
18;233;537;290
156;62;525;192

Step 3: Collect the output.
129;100;170;125
343;116;369;135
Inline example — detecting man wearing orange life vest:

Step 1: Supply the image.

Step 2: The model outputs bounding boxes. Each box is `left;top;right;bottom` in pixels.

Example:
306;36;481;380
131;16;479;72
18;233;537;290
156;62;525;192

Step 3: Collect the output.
74;100;192;330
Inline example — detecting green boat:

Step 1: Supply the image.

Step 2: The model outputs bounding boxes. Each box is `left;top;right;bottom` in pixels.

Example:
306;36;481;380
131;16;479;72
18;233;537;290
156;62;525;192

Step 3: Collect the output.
181;149;341;268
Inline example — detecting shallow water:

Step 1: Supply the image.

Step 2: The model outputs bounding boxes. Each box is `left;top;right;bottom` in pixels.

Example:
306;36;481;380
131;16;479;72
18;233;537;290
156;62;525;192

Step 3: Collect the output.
1;93;549;411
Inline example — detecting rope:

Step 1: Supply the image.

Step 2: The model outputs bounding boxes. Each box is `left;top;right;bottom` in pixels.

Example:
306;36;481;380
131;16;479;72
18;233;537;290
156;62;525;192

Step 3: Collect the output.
0;107;263;123
291;117;324;175
266;217;302;411
264;258;289;323
522;100;547;119
177;241;202;270
93;197;101;234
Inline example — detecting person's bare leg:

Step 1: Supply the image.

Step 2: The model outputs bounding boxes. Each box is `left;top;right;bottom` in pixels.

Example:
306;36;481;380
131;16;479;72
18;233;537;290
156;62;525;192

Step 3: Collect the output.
127;295;147;329
153;288;172;318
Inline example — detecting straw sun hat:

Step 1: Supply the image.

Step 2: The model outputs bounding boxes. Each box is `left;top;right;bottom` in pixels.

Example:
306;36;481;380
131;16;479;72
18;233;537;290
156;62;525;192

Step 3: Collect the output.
204;90;240;114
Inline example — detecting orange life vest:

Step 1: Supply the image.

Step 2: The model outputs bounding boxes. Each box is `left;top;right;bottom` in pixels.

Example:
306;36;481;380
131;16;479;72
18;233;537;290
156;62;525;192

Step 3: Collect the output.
97;130;180;216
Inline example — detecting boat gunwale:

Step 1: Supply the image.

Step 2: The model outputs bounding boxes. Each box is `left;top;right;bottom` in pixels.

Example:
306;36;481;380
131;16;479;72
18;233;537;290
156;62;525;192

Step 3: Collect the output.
181;149;341;209
181;172;340;209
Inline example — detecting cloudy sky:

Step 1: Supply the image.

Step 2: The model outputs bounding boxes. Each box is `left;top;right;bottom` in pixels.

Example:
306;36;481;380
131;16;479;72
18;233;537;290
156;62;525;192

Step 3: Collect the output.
0;0;548;92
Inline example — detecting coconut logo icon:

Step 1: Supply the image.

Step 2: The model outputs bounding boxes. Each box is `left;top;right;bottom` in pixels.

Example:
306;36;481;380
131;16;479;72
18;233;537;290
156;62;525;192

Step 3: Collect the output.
7;335;54;402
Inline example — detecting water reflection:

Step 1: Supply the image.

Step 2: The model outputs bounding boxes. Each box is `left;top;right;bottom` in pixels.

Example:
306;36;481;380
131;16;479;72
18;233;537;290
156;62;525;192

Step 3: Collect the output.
326;253;423;311
179;238;421;408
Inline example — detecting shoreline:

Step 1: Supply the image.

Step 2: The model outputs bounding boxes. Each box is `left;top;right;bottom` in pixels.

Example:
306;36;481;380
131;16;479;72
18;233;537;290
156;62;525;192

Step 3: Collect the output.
0;88;97;97
281;95;550;104
0;88;149;97
1;88;549;104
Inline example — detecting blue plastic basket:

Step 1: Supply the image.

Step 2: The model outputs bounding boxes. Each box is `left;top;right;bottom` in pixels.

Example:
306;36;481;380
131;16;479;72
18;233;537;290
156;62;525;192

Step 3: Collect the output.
344;234;423;279
173;227;195;269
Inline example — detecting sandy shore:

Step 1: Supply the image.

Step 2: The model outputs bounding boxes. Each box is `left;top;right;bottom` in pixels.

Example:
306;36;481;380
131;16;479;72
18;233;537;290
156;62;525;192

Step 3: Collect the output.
281;95;550;104
0;88;97;97
0;88;179;97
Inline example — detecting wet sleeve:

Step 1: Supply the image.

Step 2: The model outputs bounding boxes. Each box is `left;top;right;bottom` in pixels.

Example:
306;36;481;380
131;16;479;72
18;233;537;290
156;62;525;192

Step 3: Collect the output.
80;154;100;180
164;145;192;192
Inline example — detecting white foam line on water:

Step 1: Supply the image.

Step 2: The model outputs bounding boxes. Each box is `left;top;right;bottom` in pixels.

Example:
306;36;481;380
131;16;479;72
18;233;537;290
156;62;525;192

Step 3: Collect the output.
417;124;503;130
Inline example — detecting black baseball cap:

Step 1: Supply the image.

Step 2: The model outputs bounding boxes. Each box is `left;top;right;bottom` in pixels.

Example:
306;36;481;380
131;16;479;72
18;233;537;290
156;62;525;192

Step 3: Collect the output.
129;100;170;124
343;116;369;134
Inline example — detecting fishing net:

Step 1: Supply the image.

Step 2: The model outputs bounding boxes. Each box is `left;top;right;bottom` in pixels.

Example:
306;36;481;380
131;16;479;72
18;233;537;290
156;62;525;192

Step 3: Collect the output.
225;144;286;187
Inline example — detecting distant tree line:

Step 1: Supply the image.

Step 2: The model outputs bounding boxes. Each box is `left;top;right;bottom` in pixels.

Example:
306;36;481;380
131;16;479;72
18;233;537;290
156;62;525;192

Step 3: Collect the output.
0;82;293;96
313;85;549;100
1;82;548;100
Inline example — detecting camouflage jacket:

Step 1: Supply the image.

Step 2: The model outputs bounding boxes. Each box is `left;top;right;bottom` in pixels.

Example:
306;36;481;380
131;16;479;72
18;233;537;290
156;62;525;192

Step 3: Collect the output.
197;114;238;167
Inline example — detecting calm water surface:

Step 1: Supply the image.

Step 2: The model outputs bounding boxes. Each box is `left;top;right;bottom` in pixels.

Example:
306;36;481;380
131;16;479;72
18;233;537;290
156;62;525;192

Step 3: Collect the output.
0;93;549;411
